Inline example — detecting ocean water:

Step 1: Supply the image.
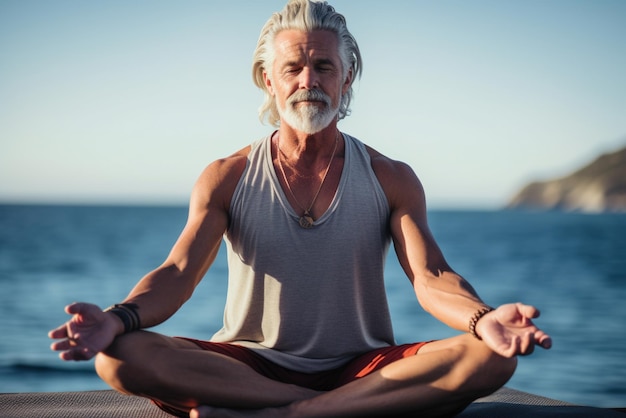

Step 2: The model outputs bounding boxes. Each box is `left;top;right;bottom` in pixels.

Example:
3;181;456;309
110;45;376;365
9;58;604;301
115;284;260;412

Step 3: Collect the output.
0;204;624;408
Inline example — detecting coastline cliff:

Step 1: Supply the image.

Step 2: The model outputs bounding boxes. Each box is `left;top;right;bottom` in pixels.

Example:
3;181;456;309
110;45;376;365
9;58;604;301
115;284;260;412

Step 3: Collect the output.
506;144;626;213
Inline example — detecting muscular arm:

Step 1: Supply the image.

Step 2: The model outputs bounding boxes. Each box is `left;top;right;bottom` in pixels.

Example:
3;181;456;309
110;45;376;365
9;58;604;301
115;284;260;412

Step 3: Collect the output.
370;150;489;332
371;149;551;356
118;149;249;329
49;148;250;360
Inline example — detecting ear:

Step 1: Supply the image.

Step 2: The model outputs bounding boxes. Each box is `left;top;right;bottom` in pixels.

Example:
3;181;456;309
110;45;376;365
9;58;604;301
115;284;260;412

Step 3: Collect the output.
263;71;275;96
341;67;353;95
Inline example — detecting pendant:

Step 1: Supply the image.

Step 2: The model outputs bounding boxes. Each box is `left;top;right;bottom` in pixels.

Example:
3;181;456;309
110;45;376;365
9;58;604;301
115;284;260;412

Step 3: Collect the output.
299;214;314;229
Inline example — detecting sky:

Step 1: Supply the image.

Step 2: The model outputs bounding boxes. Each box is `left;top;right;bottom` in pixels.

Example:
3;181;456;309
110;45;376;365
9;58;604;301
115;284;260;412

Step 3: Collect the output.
1;0;625;209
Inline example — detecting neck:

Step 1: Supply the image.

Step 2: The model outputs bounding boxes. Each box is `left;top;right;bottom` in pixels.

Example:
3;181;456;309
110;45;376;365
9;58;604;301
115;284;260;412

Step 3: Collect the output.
276;122;340;165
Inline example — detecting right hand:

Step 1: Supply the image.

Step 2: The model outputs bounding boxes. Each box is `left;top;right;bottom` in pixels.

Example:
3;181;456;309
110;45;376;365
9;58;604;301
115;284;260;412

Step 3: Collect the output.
48;302;122;361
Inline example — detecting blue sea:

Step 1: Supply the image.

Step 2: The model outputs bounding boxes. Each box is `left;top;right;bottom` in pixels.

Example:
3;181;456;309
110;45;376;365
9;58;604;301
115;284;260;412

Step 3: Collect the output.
0;204;625;408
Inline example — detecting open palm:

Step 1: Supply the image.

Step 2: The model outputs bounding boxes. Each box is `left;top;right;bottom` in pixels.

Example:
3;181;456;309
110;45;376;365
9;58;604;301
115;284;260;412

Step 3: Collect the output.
479;303;552;358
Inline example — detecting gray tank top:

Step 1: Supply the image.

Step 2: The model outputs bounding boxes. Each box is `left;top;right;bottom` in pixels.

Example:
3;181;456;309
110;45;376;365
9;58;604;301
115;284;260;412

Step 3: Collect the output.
211;133;395;372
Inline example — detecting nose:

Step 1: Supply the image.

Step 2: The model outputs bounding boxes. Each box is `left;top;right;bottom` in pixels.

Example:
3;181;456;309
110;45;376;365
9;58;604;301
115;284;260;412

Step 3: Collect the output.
299;66;319;89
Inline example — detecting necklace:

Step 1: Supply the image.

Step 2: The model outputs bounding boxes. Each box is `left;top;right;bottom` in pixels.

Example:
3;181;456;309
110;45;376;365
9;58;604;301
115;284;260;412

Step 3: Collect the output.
276;131;339;229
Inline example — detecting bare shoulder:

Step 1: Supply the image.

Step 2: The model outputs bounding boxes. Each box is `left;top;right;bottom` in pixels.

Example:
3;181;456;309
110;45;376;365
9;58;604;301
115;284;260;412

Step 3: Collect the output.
192;145;251;212
365;145;426;212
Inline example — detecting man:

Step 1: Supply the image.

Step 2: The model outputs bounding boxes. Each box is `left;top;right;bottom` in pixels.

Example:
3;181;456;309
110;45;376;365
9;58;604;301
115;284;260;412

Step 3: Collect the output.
49;1;552;417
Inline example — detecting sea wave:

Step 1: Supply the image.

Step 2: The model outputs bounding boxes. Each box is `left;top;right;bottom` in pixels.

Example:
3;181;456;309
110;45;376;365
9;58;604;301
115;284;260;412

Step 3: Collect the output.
0;360;107;393
0;362;96;376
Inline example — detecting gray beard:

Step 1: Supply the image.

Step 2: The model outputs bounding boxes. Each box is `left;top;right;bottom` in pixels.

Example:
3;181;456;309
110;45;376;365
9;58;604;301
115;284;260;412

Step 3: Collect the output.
278;90;340;134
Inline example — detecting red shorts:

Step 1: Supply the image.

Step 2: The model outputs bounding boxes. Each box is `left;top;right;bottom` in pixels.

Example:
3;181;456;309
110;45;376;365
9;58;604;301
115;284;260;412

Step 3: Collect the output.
179;338;431;391
154;339;432;416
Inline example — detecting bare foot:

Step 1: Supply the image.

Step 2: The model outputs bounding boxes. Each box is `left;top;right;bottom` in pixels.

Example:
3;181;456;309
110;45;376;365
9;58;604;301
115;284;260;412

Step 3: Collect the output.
189;385;322;417
190;405;283;418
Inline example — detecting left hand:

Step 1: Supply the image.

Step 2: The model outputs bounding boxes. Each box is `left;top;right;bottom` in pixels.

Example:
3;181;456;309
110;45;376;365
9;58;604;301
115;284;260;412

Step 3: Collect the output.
476;303;552;358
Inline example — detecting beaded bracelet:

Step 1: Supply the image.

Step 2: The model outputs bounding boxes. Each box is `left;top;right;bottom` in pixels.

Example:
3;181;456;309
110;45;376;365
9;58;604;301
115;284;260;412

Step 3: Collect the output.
104;303;141;333
469;306;494;340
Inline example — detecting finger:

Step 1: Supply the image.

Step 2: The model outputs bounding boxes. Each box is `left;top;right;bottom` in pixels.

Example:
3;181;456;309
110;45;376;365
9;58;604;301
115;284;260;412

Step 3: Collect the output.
487;336;517;359
65;302;88;315
520;332;535;356
535;331;552;349
52;334;87;351
501;335;522;358
59;346;96;361
48;325;69;340
517;303;541;319
60;350;85;361
51;339;75;352
517;332;529;355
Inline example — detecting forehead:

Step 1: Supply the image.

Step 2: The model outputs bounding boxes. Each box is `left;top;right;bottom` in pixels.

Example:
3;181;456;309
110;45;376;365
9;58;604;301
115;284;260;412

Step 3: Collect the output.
273;29;340;63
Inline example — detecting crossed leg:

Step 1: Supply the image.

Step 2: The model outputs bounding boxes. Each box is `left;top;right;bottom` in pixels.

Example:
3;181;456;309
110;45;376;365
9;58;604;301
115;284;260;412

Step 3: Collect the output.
95;332;516;418
95;331;321;414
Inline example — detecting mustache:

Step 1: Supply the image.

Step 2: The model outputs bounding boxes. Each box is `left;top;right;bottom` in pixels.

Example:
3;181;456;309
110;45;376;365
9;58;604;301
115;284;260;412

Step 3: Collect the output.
287;89;331;107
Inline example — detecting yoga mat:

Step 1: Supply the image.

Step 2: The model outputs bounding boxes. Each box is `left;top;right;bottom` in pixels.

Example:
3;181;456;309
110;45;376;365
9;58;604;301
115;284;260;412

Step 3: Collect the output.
0;387;623;417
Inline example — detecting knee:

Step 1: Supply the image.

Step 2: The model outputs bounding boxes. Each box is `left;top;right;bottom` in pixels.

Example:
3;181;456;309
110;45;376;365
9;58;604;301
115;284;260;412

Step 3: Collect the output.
489;350;517;386
470;344;517;396
440;338;517;401
94;332;156;395
94;350;125;393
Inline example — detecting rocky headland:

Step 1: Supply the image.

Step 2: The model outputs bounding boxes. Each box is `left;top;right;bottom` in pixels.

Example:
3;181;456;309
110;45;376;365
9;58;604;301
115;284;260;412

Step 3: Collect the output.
506;144;626;213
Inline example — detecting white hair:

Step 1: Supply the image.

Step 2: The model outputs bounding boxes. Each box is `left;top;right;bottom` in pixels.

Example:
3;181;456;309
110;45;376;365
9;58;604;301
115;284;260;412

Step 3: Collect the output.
252;0;362;127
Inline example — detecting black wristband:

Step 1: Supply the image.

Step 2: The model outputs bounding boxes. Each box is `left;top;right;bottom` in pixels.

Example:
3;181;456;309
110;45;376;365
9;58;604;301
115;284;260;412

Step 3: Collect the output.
104;303;141;333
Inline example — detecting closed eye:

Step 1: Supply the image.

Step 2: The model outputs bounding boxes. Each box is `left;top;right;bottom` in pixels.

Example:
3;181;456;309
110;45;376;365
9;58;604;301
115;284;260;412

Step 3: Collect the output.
315;59;337;73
